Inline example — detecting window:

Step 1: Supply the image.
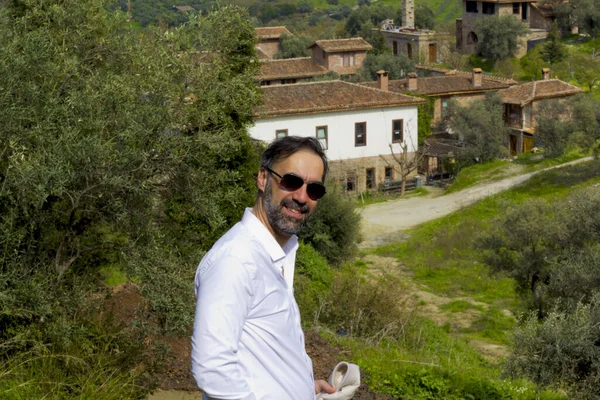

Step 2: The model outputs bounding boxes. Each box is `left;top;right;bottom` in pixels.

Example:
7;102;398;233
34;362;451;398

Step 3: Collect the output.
482;2;495;14
393;41;398;55
466;1;478;13
512;2;520;14
275;129;288;139
346;171;356;192
384;167;393;181
441;99;449;118
366;168;375;189
467;31;478;44
316;126;328;150
355;122;366;146
521;2;527;20
392;119;404;143
261;80;271;86
342;53;355;67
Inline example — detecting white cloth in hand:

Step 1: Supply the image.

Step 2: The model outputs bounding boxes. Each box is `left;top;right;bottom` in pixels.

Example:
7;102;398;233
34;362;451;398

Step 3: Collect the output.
316;362;360;400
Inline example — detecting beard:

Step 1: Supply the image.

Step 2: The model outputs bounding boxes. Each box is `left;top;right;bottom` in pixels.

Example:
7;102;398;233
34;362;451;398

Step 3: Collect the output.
263;178;311;236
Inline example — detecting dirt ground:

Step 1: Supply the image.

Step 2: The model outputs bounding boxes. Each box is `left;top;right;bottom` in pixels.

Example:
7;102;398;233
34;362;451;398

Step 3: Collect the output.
101;283;395;400
360;157;592;247
146;327;396;400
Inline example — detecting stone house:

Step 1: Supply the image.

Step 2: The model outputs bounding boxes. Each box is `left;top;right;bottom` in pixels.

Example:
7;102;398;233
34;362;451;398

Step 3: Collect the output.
255;26;292;59
455;0;555;58
361;68;515;123
377;0;452;63
500;68;583;153
307;38;372;75
249;80;424;193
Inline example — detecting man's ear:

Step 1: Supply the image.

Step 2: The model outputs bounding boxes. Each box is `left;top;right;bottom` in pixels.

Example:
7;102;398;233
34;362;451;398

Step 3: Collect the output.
257;168;267;193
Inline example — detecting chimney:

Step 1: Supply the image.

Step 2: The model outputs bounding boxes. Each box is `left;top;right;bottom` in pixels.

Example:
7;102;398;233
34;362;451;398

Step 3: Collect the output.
542;68;550;80
472;68;482;87
407;72;418;91
402;0;415;29
376;70;389;91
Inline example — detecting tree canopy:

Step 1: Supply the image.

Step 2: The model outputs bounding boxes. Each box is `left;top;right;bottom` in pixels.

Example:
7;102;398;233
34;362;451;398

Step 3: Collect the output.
446;93;510;162
475;15;528;61
0;0;260;340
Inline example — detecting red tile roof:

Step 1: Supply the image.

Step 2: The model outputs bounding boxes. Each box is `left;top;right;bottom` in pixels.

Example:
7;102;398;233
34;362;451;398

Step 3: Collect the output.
500;79;584;106
255;26;292;40
256;80;423;118
361;73;513;96
308;38;372;53
257;57;328;81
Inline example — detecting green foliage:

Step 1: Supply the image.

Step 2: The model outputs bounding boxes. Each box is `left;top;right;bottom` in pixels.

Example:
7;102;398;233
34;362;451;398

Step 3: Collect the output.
573;0;600;38
540;21;567;64
507;299;600;399
0;299;149;398
536;95;600;158
414;4;436;30
298;178;362;265
418;97;433;145
0;0;261;393
274;33;312;59
475;15;529;61
294;242;334;326
447;92;510;162
125;0;206;27
353;52;415;81
344;3;399;37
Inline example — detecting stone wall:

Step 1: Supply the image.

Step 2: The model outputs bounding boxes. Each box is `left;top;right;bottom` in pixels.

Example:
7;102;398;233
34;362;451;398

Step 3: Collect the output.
328;153;420;193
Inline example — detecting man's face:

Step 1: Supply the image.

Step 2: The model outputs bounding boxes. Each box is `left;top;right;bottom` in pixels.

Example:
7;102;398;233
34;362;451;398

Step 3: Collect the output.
261;150;324;237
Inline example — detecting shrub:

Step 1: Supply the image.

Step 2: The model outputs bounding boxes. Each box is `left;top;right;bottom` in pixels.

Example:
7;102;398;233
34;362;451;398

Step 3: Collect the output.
298;178;362;266
294;242;334;326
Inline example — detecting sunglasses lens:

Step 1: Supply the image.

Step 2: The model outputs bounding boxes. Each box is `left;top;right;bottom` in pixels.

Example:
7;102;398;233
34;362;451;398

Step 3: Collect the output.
279;174;304;191
307;183;326;201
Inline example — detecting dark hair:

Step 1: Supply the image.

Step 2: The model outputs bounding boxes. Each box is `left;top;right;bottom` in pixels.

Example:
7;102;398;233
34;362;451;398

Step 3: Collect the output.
260;136;328;181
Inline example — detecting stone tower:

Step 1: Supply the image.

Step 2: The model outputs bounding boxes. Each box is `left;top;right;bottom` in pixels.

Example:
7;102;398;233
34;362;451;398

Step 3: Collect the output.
403;0;415;29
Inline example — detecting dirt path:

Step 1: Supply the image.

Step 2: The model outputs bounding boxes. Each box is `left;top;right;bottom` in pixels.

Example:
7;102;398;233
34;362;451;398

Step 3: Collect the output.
360;157;592;247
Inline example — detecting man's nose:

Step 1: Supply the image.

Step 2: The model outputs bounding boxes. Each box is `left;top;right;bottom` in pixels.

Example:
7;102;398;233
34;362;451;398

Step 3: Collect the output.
292;183;309;204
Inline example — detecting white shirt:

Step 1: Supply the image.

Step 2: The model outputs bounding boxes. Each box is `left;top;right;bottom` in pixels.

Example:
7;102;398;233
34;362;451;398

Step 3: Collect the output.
191;208;315;400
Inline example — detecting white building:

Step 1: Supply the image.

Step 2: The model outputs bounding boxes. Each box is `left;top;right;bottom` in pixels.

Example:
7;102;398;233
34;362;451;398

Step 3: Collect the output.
250;77;424;192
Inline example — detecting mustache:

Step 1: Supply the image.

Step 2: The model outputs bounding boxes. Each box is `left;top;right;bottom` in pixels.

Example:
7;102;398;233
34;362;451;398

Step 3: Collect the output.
281;198;309;214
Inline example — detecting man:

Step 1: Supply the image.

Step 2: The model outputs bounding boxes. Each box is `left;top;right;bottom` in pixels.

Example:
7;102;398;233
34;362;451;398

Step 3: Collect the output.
191;136;336;400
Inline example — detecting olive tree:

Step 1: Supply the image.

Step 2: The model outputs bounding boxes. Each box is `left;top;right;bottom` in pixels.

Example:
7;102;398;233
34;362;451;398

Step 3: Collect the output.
0;0;260;335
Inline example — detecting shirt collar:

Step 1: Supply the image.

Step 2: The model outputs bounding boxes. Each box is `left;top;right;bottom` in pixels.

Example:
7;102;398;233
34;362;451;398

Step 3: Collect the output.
241;208;298;262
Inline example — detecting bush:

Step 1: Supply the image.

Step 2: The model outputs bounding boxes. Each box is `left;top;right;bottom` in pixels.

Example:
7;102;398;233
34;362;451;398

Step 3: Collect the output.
318;263;416;342
294;243;334;326
298;178;362;266
506;299;600;399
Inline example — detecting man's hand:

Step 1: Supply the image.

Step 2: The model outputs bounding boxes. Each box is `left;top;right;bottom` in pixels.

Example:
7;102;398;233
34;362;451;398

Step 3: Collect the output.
315;379;336;395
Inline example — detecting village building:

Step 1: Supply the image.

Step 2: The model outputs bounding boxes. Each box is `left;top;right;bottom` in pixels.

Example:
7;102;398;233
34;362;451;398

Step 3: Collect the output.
307;38;372;75
257;57;328;86
255;26;292;59
361;68;516;123
455;0;559;58
249;80;424;192
377;0;452;63
500;68;584;153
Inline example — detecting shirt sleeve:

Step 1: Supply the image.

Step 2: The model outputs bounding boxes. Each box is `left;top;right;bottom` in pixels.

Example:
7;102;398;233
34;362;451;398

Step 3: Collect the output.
191;254;256;400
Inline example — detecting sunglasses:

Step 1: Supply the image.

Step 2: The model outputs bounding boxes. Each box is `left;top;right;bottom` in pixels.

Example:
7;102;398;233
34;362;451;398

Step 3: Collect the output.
264;167;327;201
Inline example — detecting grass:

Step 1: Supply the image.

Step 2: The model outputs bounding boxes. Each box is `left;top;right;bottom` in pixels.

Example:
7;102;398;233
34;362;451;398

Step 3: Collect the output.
321;324;565;400
372;160;600;340
445;150;591;194
356;187;429;207
336;161;600;398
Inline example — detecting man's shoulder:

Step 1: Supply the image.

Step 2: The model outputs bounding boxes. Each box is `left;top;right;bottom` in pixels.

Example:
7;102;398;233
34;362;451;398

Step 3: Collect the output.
198;222;268;273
